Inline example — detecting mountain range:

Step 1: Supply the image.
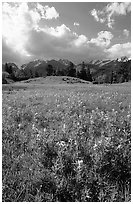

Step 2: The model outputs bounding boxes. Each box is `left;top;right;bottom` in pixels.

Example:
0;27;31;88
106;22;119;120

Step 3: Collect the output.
2;56;131;84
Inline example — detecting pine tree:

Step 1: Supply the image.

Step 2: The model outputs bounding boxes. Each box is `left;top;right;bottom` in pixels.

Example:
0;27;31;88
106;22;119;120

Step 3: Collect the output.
110;71;113;84
35;70;39;78
80;61;87;80
30;70;33;78
5;63;8;72
86;65;92;81
67;62;76;77
5;63;12;74
46;64;54;76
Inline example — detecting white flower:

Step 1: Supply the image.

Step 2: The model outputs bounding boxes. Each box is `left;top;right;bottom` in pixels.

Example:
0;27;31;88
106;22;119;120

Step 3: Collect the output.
116;144;121;150
18;123;22;128
62;124;66;133
93;143;97;150
77;122;80;126
77;159;83;169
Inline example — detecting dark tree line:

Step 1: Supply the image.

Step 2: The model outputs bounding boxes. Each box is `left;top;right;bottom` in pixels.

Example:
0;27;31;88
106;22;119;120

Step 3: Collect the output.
4;63;17;80
110;61;130;84
45;61;92;82
3;60;131;84
93;60;131;84
76;62;92;82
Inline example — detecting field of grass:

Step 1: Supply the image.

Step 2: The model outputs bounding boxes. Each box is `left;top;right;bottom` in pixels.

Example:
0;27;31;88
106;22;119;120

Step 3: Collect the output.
2;78;131;202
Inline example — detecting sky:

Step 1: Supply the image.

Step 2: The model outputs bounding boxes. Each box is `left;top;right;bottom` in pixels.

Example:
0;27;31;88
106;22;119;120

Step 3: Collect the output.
2;1;131;66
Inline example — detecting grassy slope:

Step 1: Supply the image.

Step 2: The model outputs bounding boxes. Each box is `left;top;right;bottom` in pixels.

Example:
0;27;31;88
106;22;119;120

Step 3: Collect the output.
2;78;131;202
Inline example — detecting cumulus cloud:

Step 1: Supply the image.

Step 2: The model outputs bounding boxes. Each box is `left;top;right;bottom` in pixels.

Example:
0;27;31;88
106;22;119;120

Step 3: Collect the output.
106;42;131;59
74;22;80;26
43;24;71;38
36;3;59;19
2;2;59;54
2;2;131;65
90;2;131;28
91;9;99;22
2;2;31;55
90;9;105;23
2;2;60;64
123;29;130;37
25;28;114;62
106;2;131;28
73;35;88;47
90;31;113;47
2;2;91;64
2;38;32;66
106;2;131;16
26;24;76;55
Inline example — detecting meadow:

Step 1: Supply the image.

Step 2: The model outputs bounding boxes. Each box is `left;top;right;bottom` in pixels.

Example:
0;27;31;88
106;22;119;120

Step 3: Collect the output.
2;78;131;202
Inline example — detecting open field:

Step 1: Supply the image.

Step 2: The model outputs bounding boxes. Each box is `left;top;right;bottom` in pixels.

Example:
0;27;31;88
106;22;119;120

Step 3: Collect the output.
2;77;131;202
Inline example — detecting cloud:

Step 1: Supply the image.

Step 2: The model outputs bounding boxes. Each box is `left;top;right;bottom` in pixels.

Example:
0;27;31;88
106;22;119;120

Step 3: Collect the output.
2;2;33;56
90;2;131;28
42;24;71;38
25;27;115;62
91;9;106;24
123;29;130;37
74;22;80;26
2;2;131;65
106;2;131;16
36;3;59;19
106;2;131;28
91;9;99;22
2;38;31;66
106;42;131;59
3;2;92;64
73;35;88;47
2;2;60;65
90;31;113;47
25;25;88;59
20;24;109;62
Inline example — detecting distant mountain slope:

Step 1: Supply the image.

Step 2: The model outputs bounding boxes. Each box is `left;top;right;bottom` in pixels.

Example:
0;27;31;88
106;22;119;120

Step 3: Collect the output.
87;57;131;83
20;59;75;78
76;56;130;83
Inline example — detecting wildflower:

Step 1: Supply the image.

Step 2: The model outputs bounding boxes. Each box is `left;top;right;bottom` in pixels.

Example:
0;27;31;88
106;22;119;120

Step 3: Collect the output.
62;123;66;133
57;141;66;147
18;123;23;129
60;141;66;146
116;144;121;150
36;133;41;140
127;114;130;118
93;143;97;150
77;122;80;126
77;159;83;169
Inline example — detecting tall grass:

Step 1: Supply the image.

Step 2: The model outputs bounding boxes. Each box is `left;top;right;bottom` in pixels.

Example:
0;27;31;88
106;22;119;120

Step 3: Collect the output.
2;83;131;201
